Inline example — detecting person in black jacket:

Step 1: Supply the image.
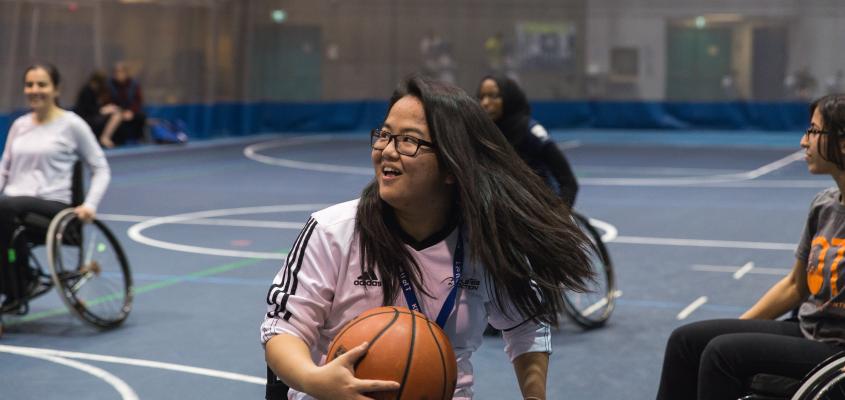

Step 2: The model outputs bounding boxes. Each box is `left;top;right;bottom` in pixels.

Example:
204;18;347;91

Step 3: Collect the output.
74;70;115;141
477;75;578;207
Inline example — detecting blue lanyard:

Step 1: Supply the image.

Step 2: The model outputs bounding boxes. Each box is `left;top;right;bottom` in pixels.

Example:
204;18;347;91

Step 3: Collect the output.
398;228;463;329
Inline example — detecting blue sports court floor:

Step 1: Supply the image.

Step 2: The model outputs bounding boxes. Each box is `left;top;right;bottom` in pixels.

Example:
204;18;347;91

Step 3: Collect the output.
0;128;825;399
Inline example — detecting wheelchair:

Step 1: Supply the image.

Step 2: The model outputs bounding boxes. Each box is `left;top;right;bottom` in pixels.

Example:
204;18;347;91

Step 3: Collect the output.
0;162;132;334
740;350;845;400
561;210;616;329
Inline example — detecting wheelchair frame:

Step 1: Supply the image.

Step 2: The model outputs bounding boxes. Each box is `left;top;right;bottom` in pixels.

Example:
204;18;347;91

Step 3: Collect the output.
741;351;845;400
561;210;616;329
0;208;133;333
0;162;133;334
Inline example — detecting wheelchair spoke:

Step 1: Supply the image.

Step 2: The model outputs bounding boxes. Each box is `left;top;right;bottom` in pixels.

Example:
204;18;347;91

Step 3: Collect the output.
83;229;100;264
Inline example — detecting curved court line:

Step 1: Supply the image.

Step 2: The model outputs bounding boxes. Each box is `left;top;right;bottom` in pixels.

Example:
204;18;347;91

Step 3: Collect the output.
244;136;806;186
586;217;617;243
244;135;372;175
127;204;327;259
0;344;263;386
244;136;576;174
1;346;139;399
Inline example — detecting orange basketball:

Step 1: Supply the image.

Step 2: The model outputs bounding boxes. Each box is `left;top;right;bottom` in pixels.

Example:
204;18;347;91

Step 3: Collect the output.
326;306;458;400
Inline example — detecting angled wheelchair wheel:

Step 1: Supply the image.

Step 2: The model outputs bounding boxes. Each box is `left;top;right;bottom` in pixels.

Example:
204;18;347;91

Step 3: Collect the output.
792;352;845;400
47;209;133;328
562;211;616;329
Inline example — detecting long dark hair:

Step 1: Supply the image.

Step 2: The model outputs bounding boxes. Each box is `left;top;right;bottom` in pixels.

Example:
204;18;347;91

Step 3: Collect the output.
811;94;845;170
477;74;532;145
355;75;592;326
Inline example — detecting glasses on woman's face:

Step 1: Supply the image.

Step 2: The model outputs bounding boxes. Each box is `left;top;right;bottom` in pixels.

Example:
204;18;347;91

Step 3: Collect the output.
370;128;434;157
805;126;830;136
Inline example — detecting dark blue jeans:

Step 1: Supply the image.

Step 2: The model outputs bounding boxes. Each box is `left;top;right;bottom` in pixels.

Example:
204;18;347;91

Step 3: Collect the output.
656;318;843;400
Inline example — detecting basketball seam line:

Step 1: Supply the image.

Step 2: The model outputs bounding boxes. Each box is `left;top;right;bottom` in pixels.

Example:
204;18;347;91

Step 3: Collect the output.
396;307;416;400
427;319;450;399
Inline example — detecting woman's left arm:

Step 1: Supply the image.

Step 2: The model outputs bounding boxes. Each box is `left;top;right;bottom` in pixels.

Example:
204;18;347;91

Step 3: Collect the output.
513;351;549;400
72;116;111;217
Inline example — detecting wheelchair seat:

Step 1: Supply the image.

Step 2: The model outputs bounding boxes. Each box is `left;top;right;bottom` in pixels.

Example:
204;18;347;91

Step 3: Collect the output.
740;351;845;400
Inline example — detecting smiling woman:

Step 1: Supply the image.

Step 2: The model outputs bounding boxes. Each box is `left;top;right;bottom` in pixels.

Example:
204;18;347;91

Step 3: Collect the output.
261;75;595;400
656;94;845;400
0;63;110;314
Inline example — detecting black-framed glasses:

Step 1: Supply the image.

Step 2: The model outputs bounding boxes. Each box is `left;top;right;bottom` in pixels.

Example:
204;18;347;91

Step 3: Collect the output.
370;128;434;157
805;126;831;136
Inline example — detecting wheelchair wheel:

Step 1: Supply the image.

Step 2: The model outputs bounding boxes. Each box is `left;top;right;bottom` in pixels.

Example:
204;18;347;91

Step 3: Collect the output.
792;352;845;400
562;211;616;329
47;209;133;328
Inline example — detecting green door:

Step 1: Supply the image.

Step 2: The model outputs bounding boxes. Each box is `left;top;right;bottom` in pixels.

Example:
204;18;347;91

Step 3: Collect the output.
250;25;322;101
666;26;732;100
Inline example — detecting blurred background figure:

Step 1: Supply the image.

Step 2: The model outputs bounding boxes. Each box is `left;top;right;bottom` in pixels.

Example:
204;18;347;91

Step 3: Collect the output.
73;70;115;143
824;69;844;94
100;62;146;148
785;66;818;101
477;74;578;208
419;31;456;84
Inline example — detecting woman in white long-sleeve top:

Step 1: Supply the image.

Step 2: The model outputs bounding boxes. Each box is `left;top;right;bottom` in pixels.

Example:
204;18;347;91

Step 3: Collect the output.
0;63;110;312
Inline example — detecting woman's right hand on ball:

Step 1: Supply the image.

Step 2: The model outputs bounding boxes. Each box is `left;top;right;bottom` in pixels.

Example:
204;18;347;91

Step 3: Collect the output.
304;342;400;400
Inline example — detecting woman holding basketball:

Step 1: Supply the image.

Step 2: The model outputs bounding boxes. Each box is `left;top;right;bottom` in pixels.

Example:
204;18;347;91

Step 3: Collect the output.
261;75;592;400
656;94;845;400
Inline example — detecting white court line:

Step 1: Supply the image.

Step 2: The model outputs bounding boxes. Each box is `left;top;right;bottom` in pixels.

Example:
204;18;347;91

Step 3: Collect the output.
99;213;157;223
677;296;708;320
733;261;755;279
101;214;303;229
692;265;790;275
113;209;797;256
244;135;372;175
557;140;581;150
612;236;795;251
578;165;745;175
0;345;263;385
127;204;327;259
580;178;830;188
579;150;804;186
244;136;807;187
580;290;623;317
1;346;140;399
585;217;617;242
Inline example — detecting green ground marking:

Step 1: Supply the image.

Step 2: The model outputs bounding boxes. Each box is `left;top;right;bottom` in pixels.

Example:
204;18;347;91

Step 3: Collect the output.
7;249;288;325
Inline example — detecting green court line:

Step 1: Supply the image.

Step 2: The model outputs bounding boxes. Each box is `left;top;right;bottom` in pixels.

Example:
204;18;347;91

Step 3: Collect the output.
7;250;288;325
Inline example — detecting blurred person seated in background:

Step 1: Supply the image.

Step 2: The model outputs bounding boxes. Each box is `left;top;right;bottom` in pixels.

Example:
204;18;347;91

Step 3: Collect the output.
73;70;120;144
99;62;146;148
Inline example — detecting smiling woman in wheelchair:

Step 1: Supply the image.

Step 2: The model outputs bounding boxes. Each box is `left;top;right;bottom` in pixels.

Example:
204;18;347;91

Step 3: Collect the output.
0;63;110;314
656;95;845;400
